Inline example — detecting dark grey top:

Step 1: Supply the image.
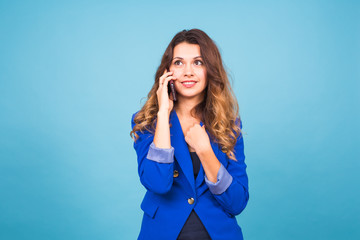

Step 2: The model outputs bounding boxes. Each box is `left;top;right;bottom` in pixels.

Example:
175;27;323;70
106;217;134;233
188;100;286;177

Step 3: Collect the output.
190;151;201;179
177;151;212;240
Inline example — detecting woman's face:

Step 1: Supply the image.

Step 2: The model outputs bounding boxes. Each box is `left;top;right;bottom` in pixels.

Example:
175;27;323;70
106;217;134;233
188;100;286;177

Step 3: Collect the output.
169;42;207;101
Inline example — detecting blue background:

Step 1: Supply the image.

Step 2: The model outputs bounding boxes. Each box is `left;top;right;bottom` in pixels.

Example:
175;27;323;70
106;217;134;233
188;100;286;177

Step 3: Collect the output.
1;0;359;239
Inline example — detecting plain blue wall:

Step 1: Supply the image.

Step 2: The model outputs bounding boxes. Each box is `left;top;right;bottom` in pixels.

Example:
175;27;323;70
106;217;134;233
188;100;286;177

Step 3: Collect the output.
1;0;359;239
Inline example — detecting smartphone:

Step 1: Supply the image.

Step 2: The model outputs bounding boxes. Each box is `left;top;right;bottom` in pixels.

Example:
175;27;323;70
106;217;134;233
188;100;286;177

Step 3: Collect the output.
167;68;177;101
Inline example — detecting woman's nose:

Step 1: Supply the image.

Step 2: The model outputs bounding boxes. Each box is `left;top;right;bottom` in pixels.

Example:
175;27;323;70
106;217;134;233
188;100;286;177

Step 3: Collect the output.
184;64;194;77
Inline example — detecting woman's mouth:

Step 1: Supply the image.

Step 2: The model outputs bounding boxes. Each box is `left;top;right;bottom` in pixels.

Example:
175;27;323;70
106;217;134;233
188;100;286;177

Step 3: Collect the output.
181;81;197;88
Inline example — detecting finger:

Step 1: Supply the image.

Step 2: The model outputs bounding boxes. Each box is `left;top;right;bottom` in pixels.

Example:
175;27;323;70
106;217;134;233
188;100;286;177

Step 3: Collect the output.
159;71;173;84
160;69;169;80
164;71;173;79
161;70;172;77
162;75;176;86
164;75;177;83
159;76;175;94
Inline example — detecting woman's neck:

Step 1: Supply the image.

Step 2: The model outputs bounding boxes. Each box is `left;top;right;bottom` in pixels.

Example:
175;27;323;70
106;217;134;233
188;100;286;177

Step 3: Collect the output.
174;97;203;119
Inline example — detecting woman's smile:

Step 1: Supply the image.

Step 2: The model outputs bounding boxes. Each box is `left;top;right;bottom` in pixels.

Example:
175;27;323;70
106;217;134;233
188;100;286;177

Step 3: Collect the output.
181;80;197;88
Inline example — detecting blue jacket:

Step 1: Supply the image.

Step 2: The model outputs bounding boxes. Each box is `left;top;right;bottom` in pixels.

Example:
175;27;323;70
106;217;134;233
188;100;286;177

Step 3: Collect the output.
131;110;249;240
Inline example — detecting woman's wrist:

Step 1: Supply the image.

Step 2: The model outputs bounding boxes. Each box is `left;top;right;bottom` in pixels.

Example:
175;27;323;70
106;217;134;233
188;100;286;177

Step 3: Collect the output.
157;109;170;118
154;109;171;149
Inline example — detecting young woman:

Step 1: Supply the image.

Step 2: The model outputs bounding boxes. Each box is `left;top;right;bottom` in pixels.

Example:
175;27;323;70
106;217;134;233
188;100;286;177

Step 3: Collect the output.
130;29;249;240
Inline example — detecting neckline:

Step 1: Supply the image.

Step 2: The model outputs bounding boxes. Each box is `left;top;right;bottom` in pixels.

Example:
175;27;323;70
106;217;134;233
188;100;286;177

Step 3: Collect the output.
172;109;204;127
190;151;196;153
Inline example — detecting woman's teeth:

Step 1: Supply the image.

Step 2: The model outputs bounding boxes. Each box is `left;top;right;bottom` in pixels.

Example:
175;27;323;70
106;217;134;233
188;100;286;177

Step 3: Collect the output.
182;81;196;87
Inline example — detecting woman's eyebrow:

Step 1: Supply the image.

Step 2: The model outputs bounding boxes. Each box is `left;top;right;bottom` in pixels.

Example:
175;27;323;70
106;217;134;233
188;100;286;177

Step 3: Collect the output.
172;56;203;60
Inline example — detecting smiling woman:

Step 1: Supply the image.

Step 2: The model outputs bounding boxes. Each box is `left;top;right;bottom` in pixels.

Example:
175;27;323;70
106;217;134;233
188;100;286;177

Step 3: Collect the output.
170;42;208;102
130;29;249;240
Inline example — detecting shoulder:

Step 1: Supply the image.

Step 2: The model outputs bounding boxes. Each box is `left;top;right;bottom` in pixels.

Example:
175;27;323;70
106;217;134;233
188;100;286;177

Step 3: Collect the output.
232;117;243;141
235;117;243;129
131;110;140;128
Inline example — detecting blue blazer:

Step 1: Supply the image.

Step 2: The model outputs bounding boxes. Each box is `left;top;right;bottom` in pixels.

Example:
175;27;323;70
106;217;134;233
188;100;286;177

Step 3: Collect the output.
131;110;249;240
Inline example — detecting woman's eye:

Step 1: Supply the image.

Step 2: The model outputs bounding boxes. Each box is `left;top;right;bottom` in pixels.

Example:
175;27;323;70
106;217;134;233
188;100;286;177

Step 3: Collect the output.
174;60;182;65
194;60;203;65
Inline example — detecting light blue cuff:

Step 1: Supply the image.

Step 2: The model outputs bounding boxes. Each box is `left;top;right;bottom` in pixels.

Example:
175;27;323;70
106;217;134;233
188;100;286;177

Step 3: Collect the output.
205;164;233;195
146;141;175;163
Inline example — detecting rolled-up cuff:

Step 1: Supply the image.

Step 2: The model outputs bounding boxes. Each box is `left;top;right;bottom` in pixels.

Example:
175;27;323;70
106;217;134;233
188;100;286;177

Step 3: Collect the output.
146;141;175;163
205;164;233;195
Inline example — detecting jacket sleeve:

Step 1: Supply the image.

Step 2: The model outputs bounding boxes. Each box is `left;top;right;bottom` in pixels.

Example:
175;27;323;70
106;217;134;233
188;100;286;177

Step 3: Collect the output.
131;113;175;195
204;118;249;217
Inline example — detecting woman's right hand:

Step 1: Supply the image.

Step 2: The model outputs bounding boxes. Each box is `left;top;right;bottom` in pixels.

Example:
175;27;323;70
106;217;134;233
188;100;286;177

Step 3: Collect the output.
157;69;177;115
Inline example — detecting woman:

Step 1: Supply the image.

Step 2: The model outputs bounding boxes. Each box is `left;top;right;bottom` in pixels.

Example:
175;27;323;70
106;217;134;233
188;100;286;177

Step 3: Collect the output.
130;29;249;240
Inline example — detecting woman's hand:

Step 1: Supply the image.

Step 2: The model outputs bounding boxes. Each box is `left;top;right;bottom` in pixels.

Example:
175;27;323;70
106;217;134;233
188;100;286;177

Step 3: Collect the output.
157;69;177;115
184;124;212;154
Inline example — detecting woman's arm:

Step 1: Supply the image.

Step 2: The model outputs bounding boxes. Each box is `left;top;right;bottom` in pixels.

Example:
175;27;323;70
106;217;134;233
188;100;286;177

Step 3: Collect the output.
131;111;175;195
153;69;176;149
200;119;249;217
131;70;177;194
153;110;171;148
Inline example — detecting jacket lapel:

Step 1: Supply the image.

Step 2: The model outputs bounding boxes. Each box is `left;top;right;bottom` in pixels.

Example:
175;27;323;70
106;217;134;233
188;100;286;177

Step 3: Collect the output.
170;110;196;193
169;110;221;192
194;121;205;188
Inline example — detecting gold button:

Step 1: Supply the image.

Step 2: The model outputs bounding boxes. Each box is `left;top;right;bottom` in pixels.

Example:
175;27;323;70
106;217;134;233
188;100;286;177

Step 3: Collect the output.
188;197;195;205
173;170;179;178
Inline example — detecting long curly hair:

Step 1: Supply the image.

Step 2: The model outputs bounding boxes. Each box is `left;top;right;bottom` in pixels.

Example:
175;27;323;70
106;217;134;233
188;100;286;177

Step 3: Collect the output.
130;29;242;161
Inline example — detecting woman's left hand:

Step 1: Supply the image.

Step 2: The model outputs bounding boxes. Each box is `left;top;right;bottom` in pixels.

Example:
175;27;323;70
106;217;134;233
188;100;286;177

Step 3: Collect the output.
184;124;211;154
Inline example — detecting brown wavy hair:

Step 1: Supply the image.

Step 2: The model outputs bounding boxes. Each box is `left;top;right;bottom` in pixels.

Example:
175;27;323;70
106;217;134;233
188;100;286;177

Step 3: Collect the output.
130;29;242;161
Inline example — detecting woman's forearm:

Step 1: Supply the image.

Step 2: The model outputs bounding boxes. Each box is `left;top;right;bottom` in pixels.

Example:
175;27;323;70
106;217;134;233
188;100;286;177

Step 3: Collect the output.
153;110;171;149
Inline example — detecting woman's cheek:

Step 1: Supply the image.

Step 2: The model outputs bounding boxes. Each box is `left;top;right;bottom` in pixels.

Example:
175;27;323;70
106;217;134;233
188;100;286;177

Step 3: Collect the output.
196;68;206;78
172;68;183;78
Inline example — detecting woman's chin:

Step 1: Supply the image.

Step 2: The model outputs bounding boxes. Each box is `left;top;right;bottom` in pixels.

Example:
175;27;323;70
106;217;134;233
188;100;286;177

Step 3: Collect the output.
176;92;200;99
